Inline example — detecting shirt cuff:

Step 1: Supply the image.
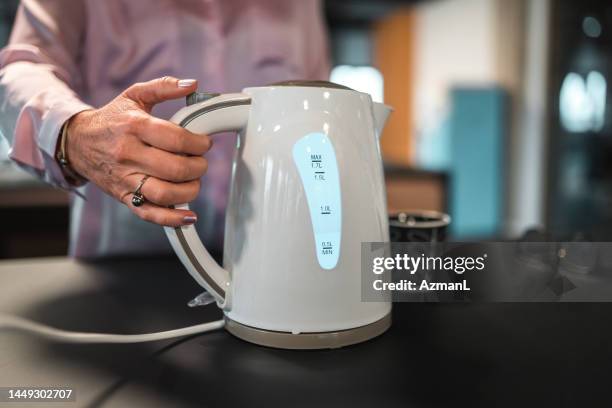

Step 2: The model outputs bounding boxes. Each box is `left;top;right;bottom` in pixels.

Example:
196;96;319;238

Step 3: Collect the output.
12;99;93;190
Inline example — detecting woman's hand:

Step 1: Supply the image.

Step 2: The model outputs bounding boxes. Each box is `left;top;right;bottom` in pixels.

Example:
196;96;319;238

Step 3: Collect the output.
65;76;211;227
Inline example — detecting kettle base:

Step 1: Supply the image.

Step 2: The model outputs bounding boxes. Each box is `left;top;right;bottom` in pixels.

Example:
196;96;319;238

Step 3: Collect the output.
224;314;391;350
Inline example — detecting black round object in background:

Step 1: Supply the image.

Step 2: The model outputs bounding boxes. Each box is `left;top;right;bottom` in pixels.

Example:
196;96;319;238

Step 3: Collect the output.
389;210;451;243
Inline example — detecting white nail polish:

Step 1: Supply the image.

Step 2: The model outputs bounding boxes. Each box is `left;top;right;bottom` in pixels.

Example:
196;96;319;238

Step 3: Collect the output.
178;79;197;88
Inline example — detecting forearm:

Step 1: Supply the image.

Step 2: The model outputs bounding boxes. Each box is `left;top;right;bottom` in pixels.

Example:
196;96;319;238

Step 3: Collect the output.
1;0;89;188
0;59;92;188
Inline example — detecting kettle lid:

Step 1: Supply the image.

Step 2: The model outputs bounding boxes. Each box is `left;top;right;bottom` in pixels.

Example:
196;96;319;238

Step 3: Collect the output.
268;80;354;91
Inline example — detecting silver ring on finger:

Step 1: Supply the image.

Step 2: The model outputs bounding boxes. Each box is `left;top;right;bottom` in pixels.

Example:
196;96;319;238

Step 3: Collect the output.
132;175;150;207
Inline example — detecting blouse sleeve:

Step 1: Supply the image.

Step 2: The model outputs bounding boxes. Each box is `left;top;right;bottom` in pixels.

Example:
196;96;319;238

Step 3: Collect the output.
0;0;92;188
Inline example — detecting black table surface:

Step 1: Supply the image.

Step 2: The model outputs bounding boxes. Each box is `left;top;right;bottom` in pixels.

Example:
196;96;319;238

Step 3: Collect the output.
0;256;611;408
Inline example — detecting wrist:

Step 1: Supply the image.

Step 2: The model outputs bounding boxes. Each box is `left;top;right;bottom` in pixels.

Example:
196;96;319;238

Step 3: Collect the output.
56;112;90;186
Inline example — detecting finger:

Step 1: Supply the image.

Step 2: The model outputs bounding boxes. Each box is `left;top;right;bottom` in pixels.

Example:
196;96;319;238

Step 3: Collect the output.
124;76;198;108
122;194;198;227
124;174;200;206
138;116;212;155
134;146;208;182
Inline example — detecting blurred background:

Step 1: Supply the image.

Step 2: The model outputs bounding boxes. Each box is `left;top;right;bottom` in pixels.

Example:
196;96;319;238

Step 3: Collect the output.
1;0;611;258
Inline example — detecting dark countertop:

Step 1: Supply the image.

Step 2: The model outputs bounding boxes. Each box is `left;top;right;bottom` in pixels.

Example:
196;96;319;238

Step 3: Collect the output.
0;256;611;408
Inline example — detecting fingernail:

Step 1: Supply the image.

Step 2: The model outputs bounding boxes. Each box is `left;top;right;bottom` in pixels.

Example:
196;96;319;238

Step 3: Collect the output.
178;79;197;88
183;215;197;225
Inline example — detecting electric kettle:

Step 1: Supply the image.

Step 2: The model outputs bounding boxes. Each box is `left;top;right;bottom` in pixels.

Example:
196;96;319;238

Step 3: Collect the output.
164;80;392;349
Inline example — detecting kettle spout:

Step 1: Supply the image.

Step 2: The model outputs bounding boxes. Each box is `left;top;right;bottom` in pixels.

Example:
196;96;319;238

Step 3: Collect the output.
373;102;393;137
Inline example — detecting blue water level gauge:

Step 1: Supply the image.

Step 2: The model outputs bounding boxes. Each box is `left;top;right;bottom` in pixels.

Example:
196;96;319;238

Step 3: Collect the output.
292;132;342;270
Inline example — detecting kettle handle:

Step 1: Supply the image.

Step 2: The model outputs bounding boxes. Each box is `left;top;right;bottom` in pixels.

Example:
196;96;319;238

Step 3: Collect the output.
164;93;251;309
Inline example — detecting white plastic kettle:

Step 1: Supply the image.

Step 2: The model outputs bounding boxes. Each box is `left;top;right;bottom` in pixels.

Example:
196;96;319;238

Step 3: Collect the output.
165;80;392;349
